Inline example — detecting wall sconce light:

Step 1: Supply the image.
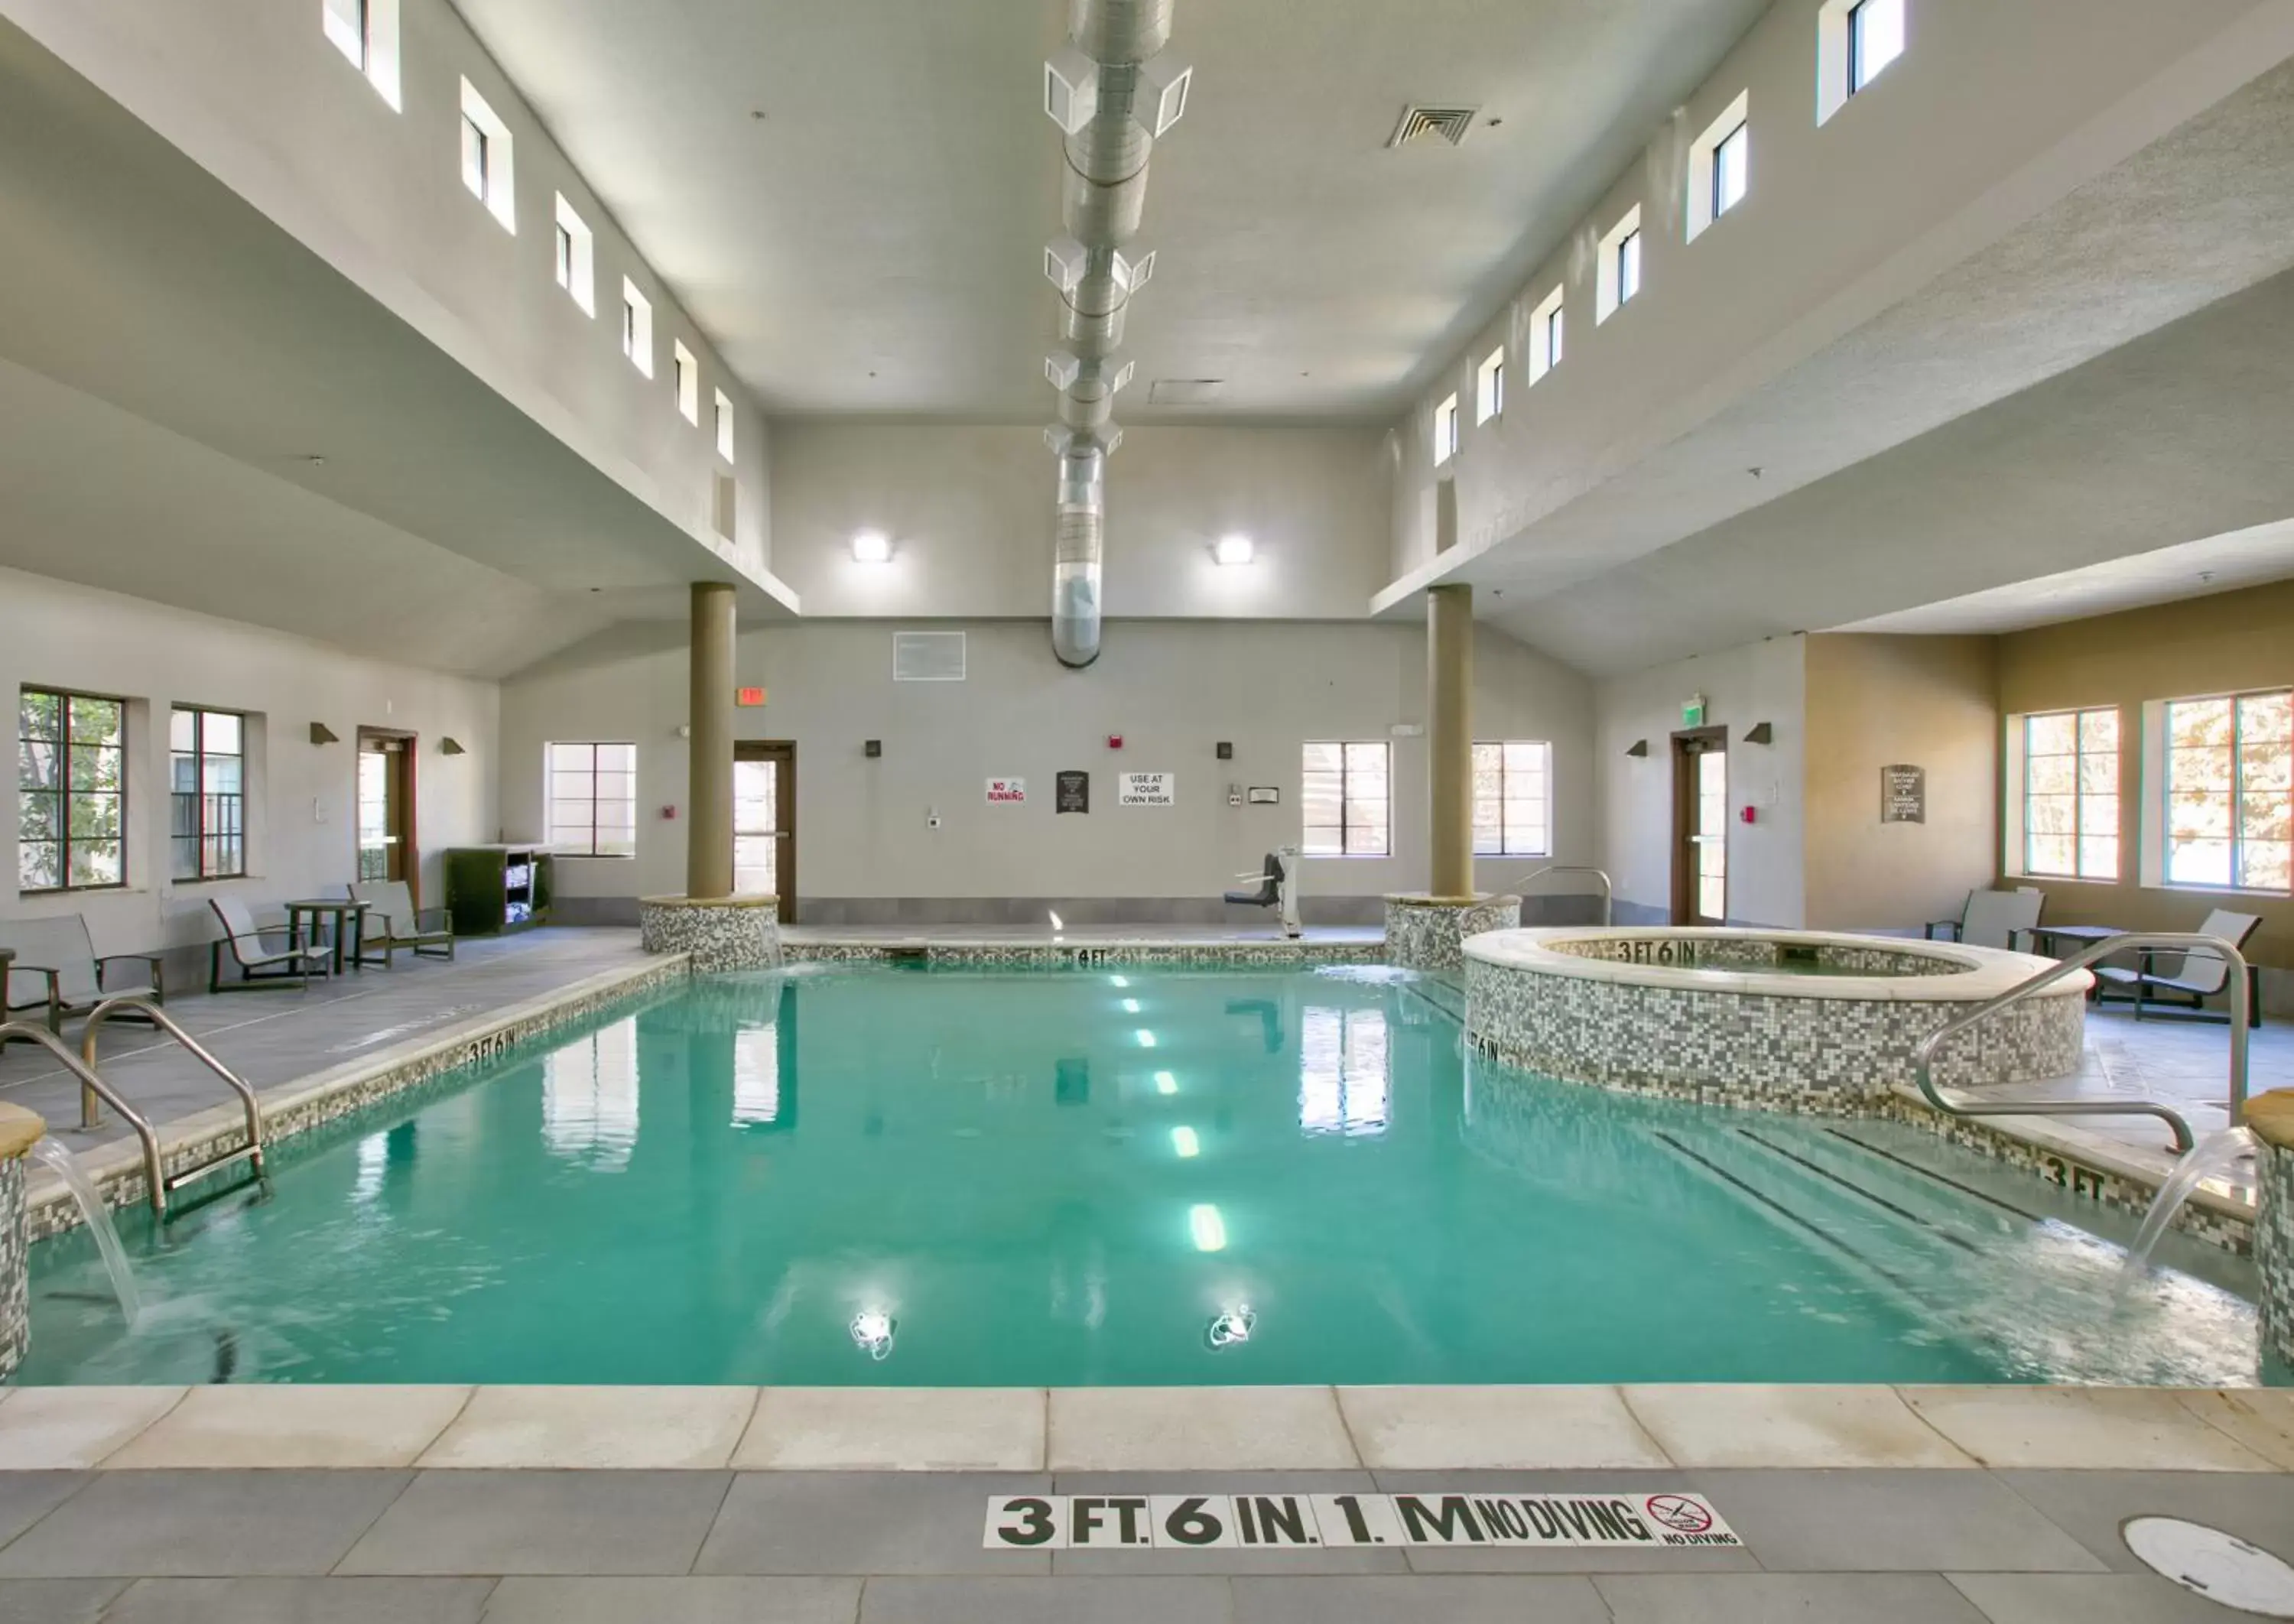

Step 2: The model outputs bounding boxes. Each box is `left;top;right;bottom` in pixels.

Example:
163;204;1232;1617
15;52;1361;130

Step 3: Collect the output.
440;738;467;756
1625;739;1649;758
310;723;340;745
852;530;892;564
1744;722;1774;745
1214;534;1254;567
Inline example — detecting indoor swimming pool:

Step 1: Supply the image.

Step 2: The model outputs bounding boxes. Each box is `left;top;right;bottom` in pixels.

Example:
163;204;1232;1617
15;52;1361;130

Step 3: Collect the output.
18;963;2278;1388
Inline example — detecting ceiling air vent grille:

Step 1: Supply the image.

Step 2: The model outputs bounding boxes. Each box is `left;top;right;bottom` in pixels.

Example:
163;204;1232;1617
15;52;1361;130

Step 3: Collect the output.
893;631;966;682
1388;105;1480;148
1148;378;1227;406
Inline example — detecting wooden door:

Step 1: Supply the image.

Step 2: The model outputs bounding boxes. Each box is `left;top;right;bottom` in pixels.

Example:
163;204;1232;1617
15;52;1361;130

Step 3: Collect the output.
1671;726;1728;926
356;729;418;897
733;740;796;921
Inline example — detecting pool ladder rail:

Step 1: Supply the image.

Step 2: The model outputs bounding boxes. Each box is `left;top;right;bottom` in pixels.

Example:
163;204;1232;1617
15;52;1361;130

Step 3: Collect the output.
1512;866;1613;927
1911;931;2253;1158
0;996;267;1218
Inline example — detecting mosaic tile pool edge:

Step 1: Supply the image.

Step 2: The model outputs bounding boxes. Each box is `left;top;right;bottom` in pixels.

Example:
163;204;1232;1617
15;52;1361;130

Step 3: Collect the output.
2259;1138;2294;1356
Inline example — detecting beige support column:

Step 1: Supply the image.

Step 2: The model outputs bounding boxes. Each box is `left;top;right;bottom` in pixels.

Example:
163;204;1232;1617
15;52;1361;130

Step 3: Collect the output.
687;582;736;900
1428;583;1474;898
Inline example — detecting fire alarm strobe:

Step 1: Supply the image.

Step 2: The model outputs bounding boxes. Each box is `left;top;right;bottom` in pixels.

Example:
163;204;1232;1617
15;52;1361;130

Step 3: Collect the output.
1106;734;1124;750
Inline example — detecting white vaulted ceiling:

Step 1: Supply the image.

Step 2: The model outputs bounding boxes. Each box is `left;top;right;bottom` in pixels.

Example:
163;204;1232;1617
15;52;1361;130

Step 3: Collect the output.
452;0;1772;417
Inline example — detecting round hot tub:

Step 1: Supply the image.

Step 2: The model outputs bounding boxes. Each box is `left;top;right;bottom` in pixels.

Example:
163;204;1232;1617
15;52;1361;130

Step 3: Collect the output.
1461;927;2090;1111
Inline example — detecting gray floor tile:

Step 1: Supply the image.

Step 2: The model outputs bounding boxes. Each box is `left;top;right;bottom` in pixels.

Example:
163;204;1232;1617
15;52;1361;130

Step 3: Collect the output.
102;1577;495;1624
1597;1574;1990;1622
0;1478;88;1548
695;1473;1051;1577
1233;1574;1609;1623
1989;1471;2294;1574
480;1577;860;1624
1948;1572;2262;1623
858;1576;1233;1624
0;1580;127;1624
1050;1473;1402;1575
1689;1470;2107;1574
336;1471;729;1577
1370;1471;1761;1573
0;1472;410;1578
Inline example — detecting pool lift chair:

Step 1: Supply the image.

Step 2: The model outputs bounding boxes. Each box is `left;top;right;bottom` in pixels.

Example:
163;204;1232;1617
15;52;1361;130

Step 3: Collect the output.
1225;848;1302;939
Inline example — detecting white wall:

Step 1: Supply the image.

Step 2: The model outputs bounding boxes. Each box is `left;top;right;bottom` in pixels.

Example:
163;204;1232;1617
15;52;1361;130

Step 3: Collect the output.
769;424;1392;620
1596;635;1805;927
1;567;498;967
0;0;772;580
501;619;1595;915
1389;0;2276;580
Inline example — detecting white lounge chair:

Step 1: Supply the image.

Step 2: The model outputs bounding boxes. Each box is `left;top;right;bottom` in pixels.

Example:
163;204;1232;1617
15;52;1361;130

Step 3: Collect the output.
349;880;455;967
2093;909;2263;1026
1925;888;2042;952
208;896;330;992
1;914;166;1047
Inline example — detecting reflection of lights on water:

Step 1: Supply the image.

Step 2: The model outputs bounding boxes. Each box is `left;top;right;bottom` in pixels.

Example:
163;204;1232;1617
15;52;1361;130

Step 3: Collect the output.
1136;1030;1157;1048
1189;1203;1227;1252
1110;975;1130;988
1205;1304;1256;1350
1048;911;1064;931
1171;1125;1200;1158
850;1309;897;1360
353;1132;388;1203
1299;1006;1391;1137
1155;1071;1178;1095
1122;999;1141;1014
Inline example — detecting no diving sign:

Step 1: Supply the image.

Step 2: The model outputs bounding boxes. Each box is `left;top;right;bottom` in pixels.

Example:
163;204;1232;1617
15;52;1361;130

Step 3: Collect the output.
984;1490;1738;1551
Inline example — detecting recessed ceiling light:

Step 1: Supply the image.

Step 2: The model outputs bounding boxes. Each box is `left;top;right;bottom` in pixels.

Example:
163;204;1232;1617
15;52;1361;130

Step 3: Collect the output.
852;531;892;564
1214;534;1254;567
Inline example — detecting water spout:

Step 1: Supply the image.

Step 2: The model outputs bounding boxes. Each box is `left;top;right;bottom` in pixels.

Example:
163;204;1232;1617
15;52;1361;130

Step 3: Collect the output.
29;1138;140;1328
2123;1126;2255;1277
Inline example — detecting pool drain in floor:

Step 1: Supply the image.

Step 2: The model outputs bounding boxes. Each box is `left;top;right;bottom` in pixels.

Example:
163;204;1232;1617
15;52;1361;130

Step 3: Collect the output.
2123;1516;2294;1617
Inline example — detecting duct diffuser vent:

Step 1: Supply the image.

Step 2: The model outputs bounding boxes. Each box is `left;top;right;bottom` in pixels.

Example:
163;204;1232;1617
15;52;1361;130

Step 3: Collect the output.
1388;105;1480;148
892;631;967;682
1148;378;1227;405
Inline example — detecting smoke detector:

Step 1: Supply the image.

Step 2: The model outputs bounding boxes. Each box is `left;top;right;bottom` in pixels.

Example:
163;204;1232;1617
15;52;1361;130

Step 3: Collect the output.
1388;105;1480;148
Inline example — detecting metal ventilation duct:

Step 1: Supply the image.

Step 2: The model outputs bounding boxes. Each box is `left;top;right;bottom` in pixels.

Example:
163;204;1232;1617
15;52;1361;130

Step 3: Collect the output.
1041;0;1191;667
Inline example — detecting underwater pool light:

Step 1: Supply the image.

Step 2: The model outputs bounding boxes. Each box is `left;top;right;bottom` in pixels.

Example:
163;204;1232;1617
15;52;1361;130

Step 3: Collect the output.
1205;1304;1256;1349
1189;1203;1227;1252
849;1308;896;1361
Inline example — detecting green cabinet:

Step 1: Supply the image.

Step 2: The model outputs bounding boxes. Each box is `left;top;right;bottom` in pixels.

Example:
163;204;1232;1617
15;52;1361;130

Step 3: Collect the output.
444;846;554;936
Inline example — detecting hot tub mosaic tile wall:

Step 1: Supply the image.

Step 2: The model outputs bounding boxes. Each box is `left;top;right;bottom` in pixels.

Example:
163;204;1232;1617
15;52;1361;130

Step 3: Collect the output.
1386;896;1522;972
1544;936;1967;978
0;1158;24;1381
2261;1138;2294;1362
639;898;781;972
1463;957;2085;1110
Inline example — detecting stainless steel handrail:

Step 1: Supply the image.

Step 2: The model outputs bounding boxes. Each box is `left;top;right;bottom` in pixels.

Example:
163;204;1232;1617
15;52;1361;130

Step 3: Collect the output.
1910;932;2253;1157
0;1020;170;1216
82;998;266;1182
1512;865;1614;927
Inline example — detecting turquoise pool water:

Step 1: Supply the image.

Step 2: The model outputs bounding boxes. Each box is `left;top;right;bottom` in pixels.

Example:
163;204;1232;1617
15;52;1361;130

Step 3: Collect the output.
21;963;2272;1386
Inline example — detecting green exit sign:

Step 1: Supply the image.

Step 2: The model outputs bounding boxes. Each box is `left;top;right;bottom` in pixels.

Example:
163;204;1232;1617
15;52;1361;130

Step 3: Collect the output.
1682;697;1707;727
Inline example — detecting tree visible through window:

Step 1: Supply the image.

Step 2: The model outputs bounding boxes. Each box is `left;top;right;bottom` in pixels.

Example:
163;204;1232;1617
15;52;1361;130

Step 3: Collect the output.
2167;692;2292;892
18;689;126;892
1473;741;1552;857
2023;708;2117;879
547;742;638;857
1302;742;1390;856
171;707;246;881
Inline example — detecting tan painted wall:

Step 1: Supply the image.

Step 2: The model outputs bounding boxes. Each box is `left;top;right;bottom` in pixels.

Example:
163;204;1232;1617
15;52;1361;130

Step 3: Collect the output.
1999;580;2294;971
1802;635;2000;933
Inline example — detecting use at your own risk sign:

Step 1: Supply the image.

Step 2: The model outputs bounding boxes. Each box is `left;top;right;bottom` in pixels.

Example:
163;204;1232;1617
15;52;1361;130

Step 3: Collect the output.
983;1490;1739;1551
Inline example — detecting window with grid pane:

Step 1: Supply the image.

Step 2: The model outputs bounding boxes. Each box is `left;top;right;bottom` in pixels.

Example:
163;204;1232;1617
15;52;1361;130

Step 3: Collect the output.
2166;691;2291;892
1471;740;1552;857
18;688;126;892
1301;741;1390;857
547;742;637;857
2021;708;2117;880
170;707;246;881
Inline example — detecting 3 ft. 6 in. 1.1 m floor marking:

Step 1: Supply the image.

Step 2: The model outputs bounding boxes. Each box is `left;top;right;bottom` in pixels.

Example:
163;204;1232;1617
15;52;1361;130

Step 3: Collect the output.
983;1491;1741;1551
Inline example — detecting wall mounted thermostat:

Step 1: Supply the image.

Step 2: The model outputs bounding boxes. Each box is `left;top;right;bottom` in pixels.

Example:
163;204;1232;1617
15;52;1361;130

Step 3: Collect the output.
1216;742;1233;760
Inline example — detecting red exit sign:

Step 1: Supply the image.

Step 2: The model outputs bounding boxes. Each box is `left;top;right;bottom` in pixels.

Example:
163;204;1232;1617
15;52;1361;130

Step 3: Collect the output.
736;687;767;707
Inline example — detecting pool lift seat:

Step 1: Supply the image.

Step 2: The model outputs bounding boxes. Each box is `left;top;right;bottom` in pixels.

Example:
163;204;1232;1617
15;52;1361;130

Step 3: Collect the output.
0;996;268;1219
1225;848;1302;939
